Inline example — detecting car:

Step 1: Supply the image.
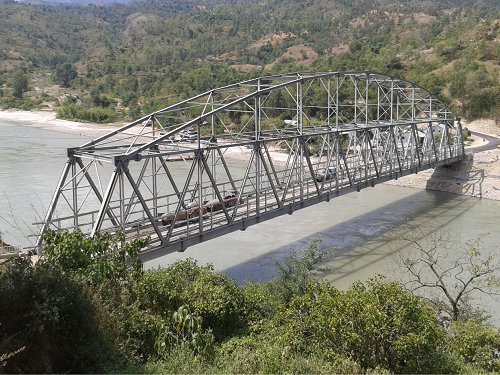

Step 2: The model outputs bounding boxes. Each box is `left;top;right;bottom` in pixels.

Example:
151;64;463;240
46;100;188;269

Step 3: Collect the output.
204;192;243;213
316;166;337;182
180;129;198;141
160;205;207;226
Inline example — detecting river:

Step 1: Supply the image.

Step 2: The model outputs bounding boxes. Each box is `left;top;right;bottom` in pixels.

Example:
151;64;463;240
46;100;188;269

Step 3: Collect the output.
1;120;499;321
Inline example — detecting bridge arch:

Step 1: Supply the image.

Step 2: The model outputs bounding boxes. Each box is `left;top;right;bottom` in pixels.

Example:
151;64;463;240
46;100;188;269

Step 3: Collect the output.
37;71;464;259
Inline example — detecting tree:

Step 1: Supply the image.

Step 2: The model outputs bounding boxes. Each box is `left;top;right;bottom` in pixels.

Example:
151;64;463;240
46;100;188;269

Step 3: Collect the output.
10;71;29;99
274;279;451;373
395;226;500;322
55;63;77;88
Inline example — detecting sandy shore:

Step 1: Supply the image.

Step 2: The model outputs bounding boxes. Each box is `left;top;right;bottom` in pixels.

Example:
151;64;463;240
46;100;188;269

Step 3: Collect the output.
0;109;123;138
3;109;499;199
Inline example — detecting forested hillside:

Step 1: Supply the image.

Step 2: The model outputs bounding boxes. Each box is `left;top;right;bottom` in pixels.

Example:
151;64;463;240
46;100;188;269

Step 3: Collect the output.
0;0;498;123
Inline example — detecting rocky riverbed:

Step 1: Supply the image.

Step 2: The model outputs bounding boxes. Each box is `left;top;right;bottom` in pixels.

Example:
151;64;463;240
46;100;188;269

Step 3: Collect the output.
385;118;500;201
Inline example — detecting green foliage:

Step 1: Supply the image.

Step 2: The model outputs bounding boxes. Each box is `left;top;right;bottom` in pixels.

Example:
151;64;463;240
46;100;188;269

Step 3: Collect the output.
54;63;77;88
271;238;330;302
450;320;500;372
2;230;499;374
0;0;498;122
133;259;246;340
273;278;452;373
155;306;214;358
9;71;29;99
42;229;146;285
215;334;362;374
0;258;120;373
56;103;117;123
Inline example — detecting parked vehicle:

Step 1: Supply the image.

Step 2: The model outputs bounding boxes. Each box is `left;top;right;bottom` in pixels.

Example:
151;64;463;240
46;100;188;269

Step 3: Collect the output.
316;166;337;182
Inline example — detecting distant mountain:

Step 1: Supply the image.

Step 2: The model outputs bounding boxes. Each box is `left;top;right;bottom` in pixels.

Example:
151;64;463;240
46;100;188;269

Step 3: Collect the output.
15;0;136;4
0;0;498;121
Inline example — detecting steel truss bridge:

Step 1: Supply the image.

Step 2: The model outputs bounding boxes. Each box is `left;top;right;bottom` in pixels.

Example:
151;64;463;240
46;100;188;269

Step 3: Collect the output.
36;72;465;260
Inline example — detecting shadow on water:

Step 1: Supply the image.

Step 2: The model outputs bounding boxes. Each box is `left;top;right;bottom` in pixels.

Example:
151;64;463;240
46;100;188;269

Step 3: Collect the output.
223;190;479;285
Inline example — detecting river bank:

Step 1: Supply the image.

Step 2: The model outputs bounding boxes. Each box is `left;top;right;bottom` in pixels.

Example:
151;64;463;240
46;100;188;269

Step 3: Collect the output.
2;109;499;200
386;119;500;201
0;109;122;138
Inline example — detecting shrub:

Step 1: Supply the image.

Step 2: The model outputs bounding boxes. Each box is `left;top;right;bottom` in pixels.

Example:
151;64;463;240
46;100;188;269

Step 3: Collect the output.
133;259;246;340
450;320;500;372
42;230;145;286
273;278;454;374
56;103;117;123
0;258;119;373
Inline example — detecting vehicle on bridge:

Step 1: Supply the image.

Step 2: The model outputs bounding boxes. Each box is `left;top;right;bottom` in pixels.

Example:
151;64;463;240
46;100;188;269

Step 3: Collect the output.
160;205;207;226
180;129;198;141
203;192;243;213
316;166;338;182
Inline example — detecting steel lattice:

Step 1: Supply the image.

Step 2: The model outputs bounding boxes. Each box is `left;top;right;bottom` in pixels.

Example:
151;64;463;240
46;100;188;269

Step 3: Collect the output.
36;71;465;260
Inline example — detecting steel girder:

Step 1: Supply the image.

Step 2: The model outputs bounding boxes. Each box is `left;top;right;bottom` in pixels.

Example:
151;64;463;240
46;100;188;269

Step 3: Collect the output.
35;71;465;259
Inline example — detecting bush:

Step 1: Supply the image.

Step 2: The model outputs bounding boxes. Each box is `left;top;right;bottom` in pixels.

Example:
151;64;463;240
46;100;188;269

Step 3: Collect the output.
56;103;117;123
132;259;246;340
0;258;120;373
42;230;145;286
450;320;500;372
216;334;361;374
273;278;454;374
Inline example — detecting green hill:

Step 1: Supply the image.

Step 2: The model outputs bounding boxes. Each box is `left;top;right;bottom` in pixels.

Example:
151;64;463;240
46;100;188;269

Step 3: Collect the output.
0;0;498;122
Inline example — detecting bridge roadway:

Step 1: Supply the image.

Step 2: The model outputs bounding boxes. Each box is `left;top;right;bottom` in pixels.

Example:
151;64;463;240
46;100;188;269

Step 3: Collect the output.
470;131;500;153
125;147;463;261
35;71;466;259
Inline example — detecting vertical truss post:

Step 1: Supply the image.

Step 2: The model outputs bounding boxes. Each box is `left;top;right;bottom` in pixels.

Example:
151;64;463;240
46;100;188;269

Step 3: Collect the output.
297;79;304;201
36;158;72;246
377;81;380;121
152;152;158;217
197;123;204;233
335;73;339;129
91;166;120;237
327;77;331;127
390;78;394;123
255;79;261;217
354;76;358;123
411;87;416;121
365;72;369;125
71;161;78;229
457;118;465;157
118;169;125;230
396;86;400;120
